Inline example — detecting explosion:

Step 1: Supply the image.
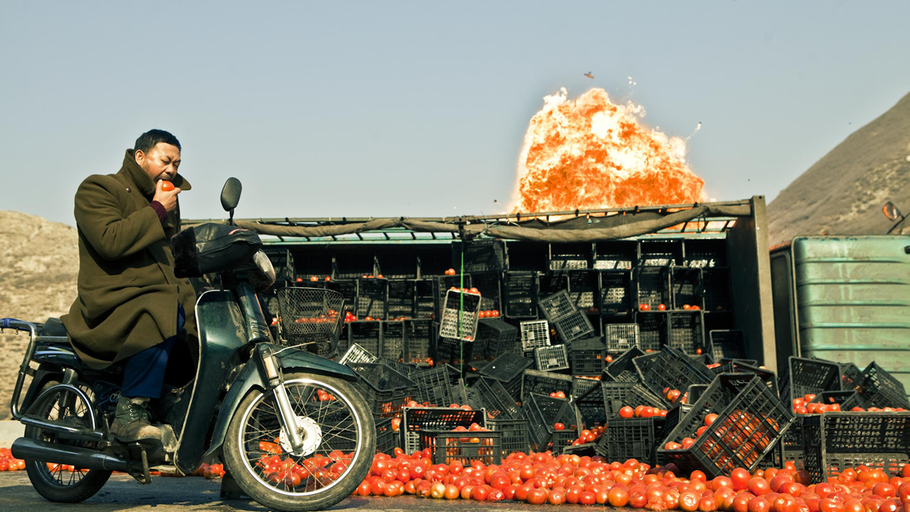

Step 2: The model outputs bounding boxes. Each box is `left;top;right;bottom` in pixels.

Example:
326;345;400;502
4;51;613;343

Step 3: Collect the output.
511;88;704;213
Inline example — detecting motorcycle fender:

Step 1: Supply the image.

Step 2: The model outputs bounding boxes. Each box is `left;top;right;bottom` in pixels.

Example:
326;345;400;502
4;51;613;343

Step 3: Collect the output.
201;345;359;463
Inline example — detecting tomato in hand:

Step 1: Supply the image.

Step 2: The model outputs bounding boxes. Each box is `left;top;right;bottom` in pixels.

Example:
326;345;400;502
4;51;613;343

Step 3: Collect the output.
161;181;175;191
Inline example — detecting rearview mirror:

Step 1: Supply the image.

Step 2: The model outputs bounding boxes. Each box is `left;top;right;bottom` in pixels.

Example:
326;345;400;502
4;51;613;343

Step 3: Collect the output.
882;202;902;222
221;177;242;212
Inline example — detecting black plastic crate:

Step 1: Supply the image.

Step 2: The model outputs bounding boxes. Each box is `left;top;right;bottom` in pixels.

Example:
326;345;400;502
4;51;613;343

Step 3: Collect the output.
709;330;747;361
539;274;569;296
600;271;633;315
521;368;574;402
839;362;864;395
597;418;659;465
801;411;910;483
489;418;531;459
347;321;381;357
855;362;910;409
779;356;842;408
667;311;706;356
552;311;595;343
381;321;406;361
534;344;570;372
634;347;716;408
568;270;599;312
432;336;473;367
562;442;604;457
594;241;636;270
452;239;506;273
635;311;666;352
401;406;487;455
522;393;578;451
414;279;436;319
387;280;415;318
575;383;607;429
538;290;577;321
476;353;533;399
702;268;733;313
549;243;590;271
470;377;521;420
568;337;606;376
635;267;670;309
602;382;669;417
356;278;389;319
604;323;640;353
550;430;578;453
604;347;645;383
476;318;521;358
404;319;433;366
411;364;462;407
472;272;502;312
348;362;419;417
671;267;704;310
657;374;795;478
520;320;550;351
639;240;681;267
684;239;728;268
503;271;539;319
375;417;400;455
420;430;502;465
571;376;601;399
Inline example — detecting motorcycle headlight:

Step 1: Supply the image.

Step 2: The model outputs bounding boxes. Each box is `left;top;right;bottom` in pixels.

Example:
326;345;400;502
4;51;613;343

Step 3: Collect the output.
249;250;276;292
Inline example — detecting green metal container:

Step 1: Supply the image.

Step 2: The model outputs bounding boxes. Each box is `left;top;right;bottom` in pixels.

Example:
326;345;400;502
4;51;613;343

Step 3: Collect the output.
770;236;910;400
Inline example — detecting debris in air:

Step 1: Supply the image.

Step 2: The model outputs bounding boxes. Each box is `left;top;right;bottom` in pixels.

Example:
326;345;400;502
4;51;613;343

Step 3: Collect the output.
584;72;594;79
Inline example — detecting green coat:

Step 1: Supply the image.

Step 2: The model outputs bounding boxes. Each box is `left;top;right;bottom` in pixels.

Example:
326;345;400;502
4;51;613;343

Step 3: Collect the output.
62;149;198;369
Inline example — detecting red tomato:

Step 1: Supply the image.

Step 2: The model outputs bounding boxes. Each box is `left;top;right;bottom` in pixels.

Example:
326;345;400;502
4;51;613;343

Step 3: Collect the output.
700;495;719;512
609;487;630;507
681;490;701;511
731;468;751;491
749;477;771;496
818;498;845;512
554;423;565;431
549;490;567;505
619;406;634;419
580;491;597;505
527;488;548;505
749;497;771;512
554;391;566;399
161;181;175;191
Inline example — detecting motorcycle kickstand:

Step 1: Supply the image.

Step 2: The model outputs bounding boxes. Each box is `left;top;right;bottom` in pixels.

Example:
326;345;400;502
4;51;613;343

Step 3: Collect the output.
126;443;153;485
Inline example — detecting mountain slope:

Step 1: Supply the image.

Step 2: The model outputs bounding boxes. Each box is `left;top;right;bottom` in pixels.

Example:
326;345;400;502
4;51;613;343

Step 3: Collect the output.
767;91;910;245
0;211;77;419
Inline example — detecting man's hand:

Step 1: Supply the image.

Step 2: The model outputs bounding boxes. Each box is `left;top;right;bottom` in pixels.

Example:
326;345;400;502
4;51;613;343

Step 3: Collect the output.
153;180;181;213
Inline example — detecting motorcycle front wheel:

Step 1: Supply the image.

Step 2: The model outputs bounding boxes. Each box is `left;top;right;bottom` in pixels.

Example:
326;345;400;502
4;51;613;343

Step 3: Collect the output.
223;373;375;512
23;381;112;503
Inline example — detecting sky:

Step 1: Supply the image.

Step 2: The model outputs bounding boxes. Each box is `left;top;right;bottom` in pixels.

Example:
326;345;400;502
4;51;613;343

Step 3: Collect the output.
2;1;909;227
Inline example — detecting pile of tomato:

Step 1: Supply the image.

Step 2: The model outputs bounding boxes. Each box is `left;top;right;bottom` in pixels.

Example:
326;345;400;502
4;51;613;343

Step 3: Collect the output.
0;447;25;471
356;449;910;511
791;394;908;415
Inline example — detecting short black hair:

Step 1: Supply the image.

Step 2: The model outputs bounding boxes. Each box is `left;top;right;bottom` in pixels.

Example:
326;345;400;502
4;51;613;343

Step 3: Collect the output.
134;129;181;153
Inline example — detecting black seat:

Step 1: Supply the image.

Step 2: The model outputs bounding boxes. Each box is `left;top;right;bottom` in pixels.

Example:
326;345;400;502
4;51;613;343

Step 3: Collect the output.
39;317;69;338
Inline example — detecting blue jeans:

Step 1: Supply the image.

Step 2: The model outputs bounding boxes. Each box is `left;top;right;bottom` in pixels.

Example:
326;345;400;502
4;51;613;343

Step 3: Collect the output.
121;304;185;399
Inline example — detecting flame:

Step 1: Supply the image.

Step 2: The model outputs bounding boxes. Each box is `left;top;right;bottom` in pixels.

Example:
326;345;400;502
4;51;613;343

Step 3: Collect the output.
511;88;704;213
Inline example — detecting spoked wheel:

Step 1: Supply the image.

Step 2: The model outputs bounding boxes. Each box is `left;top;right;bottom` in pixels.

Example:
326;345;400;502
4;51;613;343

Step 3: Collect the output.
224;373;374;512
23;381;112;503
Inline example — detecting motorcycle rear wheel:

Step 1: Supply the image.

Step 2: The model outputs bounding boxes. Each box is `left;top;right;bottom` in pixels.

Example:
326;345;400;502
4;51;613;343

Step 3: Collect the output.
23;381;112;503
224;373;374;512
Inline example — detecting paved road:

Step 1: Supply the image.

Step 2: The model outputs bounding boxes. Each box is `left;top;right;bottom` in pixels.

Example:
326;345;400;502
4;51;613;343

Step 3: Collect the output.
0;471;582;512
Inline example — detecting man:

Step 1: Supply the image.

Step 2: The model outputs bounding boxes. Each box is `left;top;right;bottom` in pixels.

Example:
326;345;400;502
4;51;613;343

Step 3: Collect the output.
61;129;198;442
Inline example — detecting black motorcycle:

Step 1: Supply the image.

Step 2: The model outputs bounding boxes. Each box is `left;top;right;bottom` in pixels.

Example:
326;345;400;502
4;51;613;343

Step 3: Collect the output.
2;178;375;511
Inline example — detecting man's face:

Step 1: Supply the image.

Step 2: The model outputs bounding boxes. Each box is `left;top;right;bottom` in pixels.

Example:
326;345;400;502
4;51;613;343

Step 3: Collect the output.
135;142;181;183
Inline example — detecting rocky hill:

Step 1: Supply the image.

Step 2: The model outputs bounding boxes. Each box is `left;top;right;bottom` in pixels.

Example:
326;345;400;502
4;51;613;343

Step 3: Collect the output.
768;90;910;245
0;211;78;419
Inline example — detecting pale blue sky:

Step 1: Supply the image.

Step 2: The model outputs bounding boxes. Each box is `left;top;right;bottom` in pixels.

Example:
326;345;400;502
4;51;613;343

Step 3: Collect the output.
2;1;909;226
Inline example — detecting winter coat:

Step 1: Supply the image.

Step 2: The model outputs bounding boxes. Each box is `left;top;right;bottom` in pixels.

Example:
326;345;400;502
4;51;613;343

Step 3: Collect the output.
61;149;198;369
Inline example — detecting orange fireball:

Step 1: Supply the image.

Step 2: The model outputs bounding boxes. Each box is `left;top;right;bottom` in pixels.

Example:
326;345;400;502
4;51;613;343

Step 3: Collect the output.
512;87;704;213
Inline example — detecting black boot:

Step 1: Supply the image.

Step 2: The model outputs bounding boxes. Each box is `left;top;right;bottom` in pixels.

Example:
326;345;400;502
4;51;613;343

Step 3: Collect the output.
111;396;162;442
